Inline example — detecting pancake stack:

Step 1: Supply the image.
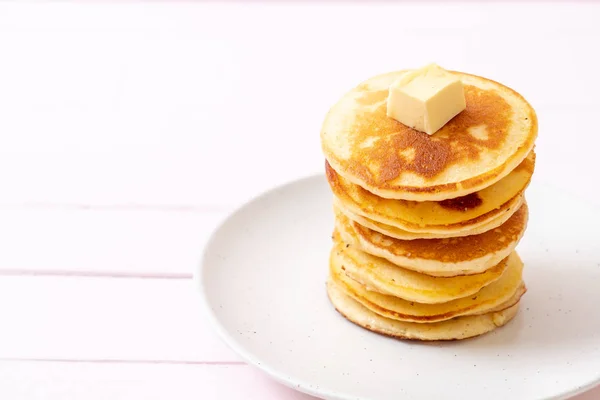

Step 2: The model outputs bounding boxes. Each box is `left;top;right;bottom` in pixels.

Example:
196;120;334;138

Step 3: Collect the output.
320;70;538;341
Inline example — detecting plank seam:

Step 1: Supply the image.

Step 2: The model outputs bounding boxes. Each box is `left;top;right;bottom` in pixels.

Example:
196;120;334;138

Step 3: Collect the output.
0;358;244;366
0;270;193;279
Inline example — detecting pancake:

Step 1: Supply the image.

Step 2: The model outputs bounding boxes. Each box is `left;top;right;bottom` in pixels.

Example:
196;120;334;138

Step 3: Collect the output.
332;179;524;235
321;70;538;201
330;251;525;323
336;203;528;277
330;243;508;304
326;150;533;230
335;199;520;240
327;278;520;341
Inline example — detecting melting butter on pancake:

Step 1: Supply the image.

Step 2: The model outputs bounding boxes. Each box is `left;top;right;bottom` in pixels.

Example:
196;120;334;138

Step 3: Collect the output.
327;279;520;341
321;71;538;201
330;243;507;304
336;203;528;277
326;151;533;231
330;251;525;323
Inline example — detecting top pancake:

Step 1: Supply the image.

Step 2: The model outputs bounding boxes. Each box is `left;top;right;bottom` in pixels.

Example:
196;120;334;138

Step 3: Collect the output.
321;70;538;201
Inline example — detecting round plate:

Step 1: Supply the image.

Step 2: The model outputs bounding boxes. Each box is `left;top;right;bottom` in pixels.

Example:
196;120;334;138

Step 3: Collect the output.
196;174;600;400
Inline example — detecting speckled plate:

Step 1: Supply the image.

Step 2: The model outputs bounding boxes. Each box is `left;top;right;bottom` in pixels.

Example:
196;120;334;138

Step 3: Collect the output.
196;174;600;400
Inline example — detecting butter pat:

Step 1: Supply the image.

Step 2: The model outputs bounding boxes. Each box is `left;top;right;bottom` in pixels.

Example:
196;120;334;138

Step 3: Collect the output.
386;64;466;135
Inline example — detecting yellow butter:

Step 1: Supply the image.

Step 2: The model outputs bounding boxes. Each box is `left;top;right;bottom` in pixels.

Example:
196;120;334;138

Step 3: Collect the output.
386;64;466;135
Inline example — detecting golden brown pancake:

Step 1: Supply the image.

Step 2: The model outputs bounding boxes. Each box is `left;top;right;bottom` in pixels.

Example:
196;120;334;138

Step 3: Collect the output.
336;203;528;277
326;151;533;230
330;251;525;323
334;200;519;240
332;185;524;236
327;278;520;341
330;242;508;304
321;71;538;201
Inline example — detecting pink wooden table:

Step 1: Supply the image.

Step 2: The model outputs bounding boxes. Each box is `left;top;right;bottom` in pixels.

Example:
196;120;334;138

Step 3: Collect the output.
0;2;599;398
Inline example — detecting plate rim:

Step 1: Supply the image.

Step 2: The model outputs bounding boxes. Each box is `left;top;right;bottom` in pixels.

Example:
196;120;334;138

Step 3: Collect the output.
194;174;600;400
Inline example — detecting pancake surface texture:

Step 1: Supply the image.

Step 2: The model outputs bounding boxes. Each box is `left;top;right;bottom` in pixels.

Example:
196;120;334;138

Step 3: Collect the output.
336;203;528;276
321;71;538;201
327;279;520;341
330;243;508;304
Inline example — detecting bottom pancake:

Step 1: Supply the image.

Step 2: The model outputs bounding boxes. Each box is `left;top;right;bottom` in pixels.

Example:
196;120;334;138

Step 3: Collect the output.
327;279;520;341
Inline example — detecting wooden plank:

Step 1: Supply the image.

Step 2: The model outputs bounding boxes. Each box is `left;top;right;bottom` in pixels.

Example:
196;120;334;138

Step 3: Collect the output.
0;361;317;400
0;360;597;400
0;208;226;275
0;276;238;362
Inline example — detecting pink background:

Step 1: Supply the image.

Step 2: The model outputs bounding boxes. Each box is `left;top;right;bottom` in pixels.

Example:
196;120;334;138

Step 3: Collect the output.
0;1;598;398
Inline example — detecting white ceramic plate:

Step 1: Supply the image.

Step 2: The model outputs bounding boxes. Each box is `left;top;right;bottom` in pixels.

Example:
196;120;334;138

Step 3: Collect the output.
197;175;600;400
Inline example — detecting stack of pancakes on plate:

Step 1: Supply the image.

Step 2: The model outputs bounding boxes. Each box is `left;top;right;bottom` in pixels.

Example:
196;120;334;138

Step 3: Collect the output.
320;71;538;341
